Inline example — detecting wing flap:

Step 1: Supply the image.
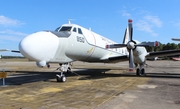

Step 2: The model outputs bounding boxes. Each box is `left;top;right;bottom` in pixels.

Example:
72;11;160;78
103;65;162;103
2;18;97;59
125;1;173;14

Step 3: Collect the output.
101;55;128;63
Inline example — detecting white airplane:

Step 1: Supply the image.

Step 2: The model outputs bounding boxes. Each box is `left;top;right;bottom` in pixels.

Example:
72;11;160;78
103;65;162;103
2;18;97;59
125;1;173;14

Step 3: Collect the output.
0;49;9;52
0;49;9;59
172;38;180;41
18;19;180;82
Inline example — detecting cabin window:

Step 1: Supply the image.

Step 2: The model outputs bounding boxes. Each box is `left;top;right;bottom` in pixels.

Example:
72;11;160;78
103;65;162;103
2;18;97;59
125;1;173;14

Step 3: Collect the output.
73;27;77;32
60;26;72;31
78;28;83;34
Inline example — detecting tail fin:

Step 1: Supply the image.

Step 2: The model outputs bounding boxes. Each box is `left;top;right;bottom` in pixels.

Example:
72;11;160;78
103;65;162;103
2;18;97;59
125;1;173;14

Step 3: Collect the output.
122;27;129;44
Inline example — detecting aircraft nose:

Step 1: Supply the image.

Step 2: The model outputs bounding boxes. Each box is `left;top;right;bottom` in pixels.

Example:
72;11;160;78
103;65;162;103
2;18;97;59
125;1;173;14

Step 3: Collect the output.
19;31;59;61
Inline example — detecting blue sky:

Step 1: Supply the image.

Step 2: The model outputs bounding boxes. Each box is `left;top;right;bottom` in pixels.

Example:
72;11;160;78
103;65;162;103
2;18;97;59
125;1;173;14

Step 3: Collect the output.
0;0;180;56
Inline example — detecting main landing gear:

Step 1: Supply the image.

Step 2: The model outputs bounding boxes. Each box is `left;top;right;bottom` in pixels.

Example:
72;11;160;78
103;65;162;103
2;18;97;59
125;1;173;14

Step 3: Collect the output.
56;63;72;82
135;64;146;76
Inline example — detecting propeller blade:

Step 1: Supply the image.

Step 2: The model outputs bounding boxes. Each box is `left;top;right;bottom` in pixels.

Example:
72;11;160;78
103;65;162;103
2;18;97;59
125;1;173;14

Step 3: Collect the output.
123;28;127;44
136;41;160;47
129;49;134;72
128;19;133;41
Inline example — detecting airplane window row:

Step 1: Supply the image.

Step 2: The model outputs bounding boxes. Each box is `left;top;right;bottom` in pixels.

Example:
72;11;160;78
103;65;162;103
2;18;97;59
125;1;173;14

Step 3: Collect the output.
55;26;83;35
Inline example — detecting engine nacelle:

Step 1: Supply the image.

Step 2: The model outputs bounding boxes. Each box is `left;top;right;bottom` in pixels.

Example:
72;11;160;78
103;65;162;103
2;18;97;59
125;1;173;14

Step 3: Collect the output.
133;47;147;64
36;60;46;68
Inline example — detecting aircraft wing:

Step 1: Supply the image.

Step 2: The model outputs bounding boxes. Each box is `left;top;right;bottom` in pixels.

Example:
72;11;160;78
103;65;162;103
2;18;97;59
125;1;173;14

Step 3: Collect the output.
0;49;9;52
103;49;180;63
0;49;20;53
102;55;129;63
146;49;180;58
108;55;128;62
11;50;20;53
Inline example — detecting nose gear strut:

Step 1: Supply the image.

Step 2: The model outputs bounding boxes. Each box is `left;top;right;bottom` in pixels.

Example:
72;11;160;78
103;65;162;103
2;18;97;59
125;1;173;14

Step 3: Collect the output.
56;63;72;82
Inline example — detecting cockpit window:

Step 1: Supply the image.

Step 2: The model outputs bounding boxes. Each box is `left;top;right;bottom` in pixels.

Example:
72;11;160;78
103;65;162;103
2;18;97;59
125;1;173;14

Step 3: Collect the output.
78;28;83;34
55;26;61;32
60;26;72;31
73;27;77;32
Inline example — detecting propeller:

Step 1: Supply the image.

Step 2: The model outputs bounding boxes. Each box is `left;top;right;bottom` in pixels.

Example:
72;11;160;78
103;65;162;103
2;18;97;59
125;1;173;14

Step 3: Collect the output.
127;19;135;72
106;19;160;72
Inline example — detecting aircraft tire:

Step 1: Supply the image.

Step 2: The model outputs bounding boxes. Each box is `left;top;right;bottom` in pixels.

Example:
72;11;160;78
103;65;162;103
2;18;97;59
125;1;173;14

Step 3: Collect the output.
136;68;140;76
56;76;66;82
140;69;146;76
56;76;61;82
61;76;66;82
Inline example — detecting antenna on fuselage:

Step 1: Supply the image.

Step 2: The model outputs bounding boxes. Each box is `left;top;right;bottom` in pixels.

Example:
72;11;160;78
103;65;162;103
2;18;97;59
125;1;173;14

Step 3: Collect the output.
67;19;76;24
68;19;71;24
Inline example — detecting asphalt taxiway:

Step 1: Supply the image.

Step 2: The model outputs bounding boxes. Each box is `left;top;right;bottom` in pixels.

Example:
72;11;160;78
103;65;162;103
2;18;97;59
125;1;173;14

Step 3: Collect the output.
0;60;180;109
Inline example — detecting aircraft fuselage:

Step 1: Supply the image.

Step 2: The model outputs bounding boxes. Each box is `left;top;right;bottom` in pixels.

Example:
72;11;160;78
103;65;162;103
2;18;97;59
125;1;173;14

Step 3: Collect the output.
19;23;129;66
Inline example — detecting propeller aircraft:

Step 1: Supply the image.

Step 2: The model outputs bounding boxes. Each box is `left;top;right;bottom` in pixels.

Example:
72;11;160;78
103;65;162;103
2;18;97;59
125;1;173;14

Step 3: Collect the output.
17;19;180;82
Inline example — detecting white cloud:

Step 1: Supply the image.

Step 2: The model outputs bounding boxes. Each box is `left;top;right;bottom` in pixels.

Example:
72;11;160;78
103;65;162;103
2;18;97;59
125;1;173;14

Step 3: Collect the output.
0;30;28;42
144;15;162;27
0;30;28;36
136;20;152;32
0;35;21;42
121;10;131;17
135;15;162;36
0;15;25;26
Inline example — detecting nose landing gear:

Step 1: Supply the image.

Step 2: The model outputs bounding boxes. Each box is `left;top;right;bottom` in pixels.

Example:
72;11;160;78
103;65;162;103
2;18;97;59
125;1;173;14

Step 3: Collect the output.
56;73;66;82
56;63;72;82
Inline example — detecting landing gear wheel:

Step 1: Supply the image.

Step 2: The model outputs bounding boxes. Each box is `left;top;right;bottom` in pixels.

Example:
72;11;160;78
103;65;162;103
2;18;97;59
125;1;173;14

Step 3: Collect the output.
56;75;66;82
136;68;140;76
61;76;66;82
56;75;61;82
140;69;146;76
136;68;146;76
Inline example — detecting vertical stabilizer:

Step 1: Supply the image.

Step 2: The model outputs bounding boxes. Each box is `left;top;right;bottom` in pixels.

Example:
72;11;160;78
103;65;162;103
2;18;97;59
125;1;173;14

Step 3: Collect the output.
122;27;129;44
